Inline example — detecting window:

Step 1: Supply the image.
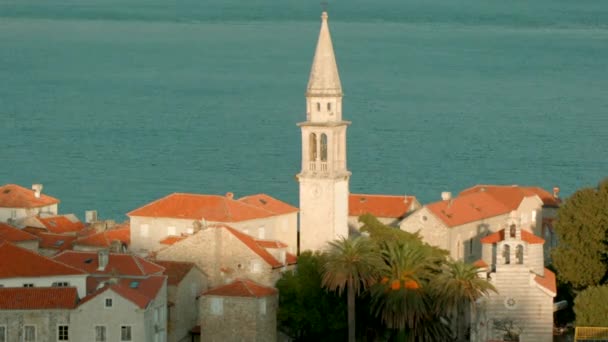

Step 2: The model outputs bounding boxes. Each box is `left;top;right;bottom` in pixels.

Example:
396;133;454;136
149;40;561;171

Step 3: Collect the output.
259;298;267;315
105;298;112;308
509;224;516;238
309;133;317;161
52;282;69;287
210;298;223;315
10;210;16;219
257;227;265;239
95;326;106;342
320;134;328;161
327;102;331;111
167;226;176;236
58;325;69;341
531;210;537;222
251;260;262;273
316;102;321;111
469;239;473;255
140;224;149;237
516;245;524;264
121;326;132;341
503;244;511;264
0;325;5;342
23;283;34;288
24;325;35;342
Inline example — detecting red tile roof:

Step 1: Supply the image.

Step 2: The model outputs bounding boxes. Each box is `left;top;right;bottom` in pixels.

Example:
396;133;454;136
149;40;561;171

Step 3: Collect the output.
159;235;186;245
39;215;85;234
0;223;38;243
255;240;288;249
53;251;164;276
127;193;279;222
535;268;557;295
216;225;293;268
480;229;545;244
74;226;130;248
349;194;417;219
202;279;277;298
153;260;197;286
0;184;59;208
237;194;298;215
0;287;78;309
473;259;488;268
81;276;166;309
36;232;77;251
0;242;85;278
460;184;560;208
427;192;510;227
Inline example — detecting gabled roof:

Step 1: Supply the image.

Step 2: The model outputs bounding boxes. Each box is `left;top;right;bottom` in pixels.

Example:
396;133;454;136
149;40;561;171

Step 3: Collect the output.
36;232;77;251
159;235;186;245
0;242;85;278
202;279;277;298
127;193;279;222
349;194;417;219
153;260;198;286
0;223;38;243
216;225;295;269
237;194;298;215
426;192;510;227
0;287;78;310
459;184;560;207
81;276;166;309
255;240;288;249
480;229;545;244
53;251;164;276
73;225;130;248
38;214;85;234
0;184;59;208
307;11;342;96
534;268;557;295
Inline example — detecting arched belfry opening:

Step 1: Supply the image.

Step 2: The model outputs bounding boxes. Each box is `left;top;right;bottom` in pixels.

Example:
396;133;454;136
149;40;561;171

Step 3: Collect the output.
516;244;524;264
309;133;317;161
320;134;328;162
503;244;511;264
509;224;516;238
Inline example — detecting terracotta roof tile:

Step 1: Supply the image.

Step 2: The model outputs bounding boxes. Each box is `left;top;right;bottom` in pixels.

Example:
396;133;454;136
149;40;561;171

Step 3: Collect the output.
255;239;288;249
0;287;78;309
202;278;277;298
38;215;85;234
36;232;77;251
159;235;186;245
349;194;417;218
0;184;59;208
473;259;488;268
74;226;131;248
216;225;287;268
460;184;560;208
237;194;298;215
81;276;166;309
127;193;278;222
535;268;557;295
153;260;198;286
480;229;544;244
53;251;164;276
0;223;38;243
427;192;510;227
0;242;85;278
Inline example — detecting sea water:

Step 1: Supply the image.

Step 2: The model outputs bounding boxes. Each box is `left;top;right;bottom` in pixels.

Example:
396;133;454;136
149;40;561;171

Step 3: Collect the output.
1;0;607;220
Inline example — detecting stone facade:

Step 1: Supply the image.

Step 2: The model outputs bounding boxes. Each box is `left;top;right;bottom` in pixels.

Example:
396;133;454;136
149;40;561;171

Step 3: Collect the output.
0;309;71;342
164;264;207;342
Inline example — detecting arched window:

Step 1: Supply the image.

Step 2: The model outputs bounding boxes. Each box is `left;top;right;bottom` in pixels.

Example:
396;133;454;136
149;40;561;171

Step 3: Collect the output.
516;244;524;264
509;224;516;238
309;133;317;161
316;103;321;111
327;102;331;111
320;134;328;161
503;244;511;264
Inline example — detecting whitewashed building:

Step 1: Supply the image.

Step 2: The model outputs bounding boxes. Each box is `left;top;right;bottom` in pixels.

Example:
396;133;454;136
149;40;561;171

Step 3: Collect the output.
0;184;58;223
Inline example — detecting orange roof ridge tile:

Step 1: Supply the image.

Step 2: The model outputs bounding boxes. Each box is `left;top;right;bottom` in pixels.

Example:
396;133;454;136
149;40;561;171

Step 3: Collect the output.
214;225;285;268
202;278;277;298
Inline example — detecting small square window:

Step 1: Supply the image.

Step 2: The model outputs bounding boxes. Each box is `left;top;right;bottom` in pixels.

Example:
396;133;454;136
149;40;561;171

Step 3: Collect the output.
259;298;267;315
105;298;112;308
58;325;69;341
210;298;223;315
121;326;132;341
0;326;6;342
23;283;34;288
52;282;69;287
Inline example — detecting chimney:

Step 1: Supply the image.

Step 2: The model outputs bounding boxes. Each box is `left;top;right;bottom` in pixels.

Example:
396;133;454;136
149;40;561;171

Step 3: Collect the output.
441;192;452;201
97;249;109;271
225;192;234;200
32;184;43;198
553;186;560;199
85;210;98;224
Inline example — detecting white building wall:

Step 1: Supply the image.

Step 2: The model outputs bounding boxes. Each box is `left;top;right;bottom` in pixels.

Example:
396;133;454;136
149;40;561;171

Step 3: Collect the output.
0;205;58;223
0;275;87;298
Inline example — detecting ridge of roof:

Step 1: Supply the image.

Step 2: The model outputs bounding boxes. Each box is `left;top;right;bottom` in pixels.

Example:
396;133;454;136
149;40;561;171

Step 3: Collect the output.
53;250;164;276
81;276;166;309
216;225;287;268
237;193;298;215
426;191;511;228
0;184;60;208
349;193;416;218
201;278;277;298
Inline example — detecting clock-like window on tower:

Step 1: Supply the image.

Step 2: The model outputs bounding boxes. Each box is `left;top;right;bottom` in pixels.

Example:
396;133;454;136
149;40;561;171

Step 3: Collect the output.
320;134;328;162
309;133;317;162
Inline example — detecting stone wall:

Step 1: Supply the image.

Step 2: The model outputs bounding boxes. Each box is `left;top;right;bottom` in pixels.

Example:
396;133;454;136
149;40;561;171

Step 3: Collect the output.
0;309;70;342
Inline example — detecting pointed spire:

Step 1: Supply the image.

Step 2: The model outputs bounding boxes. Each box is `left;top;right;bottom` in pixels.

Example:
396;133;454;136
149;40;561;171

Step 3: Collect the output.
307;11;342;96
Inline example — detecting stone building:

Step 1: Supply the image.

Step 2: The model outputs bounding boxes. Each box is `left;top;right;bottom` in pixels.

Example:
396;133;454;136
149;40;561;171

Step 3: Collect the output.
155;224;296;288
154;260;208;342
399;185;559;262
128;192;298;255
297;11;351;253
348;194;420;231
0;184;58;223
72;223;130;252
199;279;277;342
472;213;556;342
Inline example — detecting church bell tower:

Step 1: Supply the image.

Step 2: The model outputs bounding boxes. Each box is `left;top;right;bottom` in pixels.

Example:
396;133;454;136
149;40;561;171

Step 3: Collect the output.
297;11;351;252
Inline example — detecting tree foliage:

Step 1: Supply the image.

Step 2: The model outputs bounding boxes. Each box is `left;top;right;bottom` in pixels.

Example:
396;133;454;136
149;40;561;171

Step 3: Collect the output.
276;251;347;340
573;285;608;326
552;178;608;289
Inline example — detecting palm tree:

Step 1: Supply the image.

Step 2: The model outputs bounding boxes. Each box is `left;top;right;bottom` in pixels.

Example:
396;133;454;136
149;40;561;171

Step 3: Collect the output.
433;260;497;341
322;236;385;342
370;240;451;341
